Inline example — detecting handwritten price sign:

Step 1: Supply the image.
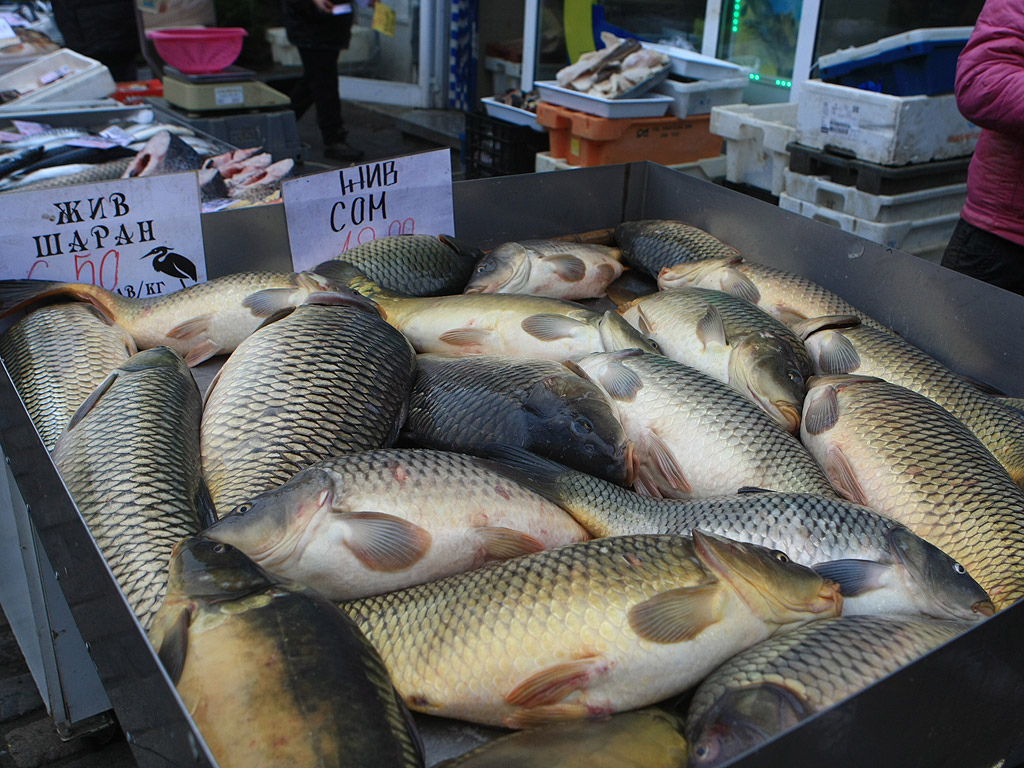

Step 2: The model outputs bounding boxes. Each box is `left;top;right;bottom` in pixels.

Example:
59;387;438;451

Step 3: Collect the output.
0;172;207;297
282;148;455;272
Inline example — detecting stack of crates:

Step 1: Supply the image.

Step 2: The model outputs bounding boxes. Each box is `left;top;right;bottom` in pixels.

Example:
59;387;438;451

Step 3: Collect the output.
780;28;978;262
463;110;550;179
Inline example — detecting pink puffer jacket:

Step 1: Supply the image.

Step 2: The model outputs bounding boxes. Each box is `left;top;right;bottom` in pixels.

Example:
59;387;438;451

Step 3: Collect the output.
957;0;1024;246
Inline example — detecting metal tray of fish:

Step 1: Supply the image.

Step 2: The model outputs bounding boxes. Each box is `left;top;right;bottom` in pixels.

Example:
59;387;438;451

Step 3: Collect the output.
1;162;1023;767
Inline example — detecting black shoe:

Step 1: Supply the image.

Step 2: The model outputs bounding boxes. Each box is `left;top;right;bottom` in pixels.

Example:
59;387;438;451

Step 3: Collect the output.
323;141;365;162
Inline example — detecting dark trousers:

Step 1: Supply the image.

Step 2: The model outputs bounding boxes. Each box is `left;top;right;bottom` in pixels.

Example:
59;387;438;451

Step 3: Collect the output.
291;47;345;144
941;218;1024;296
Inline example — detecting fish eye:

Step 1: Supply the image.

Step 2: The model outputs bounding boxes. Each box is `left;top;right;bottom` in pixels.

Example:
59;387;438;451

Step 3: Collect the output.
647;338;661;352
476;261;494;274
771;549;790;563
788;369;802;385
212;543;227;554
233;503;253;514
571;417;594;435
953;562;966;575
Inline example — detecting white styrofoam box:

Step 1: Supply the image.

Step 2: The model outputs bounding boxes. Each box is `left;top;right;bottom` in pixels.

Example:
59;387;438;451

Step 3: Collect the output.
0;49;114;106
642;42;750;80
796;78;980;165
484;56;522;96
783;169;966;222
535;149;727;182
779;192;959;255
710;101;798;196
653;76;747;118
535;80;673;119
265;26;375;69
480;96;542;132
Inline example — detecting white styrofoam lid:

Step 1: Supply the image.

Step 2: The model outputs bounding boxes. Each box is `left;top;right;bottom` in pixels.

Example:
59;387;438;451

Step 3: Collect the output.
818;26;974;70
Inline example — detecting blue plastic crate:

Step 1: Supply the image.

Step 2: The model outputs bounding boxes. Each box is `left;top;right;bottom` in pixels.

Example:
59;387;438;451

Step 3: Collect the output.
819;27;972;96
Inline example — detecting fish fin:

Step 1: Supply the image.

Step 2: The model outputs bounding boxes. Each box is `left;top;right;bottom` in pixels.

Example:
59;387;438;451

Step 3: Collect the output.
562;359;593;383
194;479;218;531
242;288;300;317
183;339;223;368
476;526;546;561
628;583;723;643
595;263;618;283
201;365;225;409
477;444;571;505
504;656;606;707
812;559;890;596
438;328;493;347
65;371;119;430
165;315;213;341
716;268;761;305
803;384;840;435
790;314;861;341
633;465;665;498
645;431;691;494
155;608;190;686
540;253;587;282
340;512;432;572
635;305;653;336
597;361;644;402
776;306;810;327
737;486;773;494
824;447;869;505
696;305;727;348
506;702;593;728
812;331;861;375
521;313;587;341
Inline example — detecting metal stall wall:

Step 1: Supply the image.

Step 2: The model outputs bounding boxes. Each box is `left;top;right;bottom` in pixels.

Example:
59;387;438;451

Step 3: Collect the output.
1;163;1022;767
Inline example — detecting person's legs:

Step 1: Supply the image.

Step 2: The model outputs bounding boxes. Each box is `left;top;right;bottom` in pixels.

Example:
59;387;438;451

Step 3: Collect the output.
941;218;1024;296
297;46;363;162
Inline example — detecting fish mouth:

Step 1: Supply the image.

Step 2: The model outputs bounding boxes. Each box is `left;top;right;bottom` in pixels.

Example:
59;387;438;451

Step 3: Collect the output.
463;285;484;294
973;599;996;617
772;402;801;432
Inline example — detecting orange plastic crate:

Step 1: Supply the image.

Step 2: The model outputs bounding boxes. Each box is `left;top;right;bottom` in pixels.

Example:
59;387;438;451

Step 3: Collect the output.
536;101;723;167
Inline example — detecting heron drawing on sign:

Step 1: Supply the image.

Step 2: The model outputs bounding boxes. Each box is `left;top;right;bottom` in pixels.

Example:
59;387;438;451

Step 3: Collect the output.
143;245;198;289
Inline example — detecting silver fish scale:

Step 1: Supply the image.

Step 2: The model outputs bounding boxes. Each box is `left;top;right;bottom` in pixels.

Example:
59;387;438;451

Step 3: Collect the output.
685;615;969;738
406;355;568;444
0;303;133;449
614;220;739;278
816;380;1024;608
51;349;204;631
0;157;134;194
622;353;837;498
821;324;1024;486
332;235;475;296
201;303;416;510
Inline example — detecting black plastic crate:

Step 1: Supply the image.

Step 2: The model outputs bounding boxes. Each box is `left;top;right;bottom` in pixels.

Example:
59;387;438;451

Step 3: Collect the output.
786;141;971;195
462;110;548;179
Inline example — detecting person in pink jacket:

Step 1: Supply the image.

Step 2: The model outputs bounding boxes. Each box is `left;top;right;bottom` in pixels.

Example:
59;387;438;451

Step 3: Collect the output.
941;0;1024;295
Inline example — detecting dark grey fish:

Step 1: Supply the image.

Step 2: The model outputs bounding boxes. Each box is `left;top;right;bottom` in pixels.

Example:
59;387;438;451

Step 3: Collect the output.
329;234;482;296
614;220;740;278
1;157;134;194
402;353;633;485
51;347;211;631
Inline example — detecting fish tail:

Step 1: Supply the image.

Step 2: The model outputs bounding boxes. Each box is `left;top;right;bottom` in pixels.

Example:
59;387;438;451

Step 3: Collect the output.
0;280;122;322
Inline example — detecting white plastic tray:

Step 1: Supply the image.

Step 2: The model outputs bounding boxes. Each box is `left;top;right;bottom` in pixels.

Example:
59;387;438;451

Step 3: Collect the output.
0;49;115;106
654;76;747;117
641;43;749;80
480;96;543;132
535;80;673;119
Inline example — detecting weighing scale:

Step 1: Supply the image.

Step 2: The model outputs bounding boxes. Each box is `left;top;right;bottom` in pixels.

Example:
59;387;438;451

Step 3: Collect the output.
161;65;291;113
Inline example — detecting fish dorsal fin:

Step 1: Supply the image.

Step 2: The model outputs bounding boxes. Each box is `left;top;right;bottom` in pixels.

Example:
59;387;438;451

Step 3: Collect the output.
242;288;301;318
803;385;840;435
194;479;219;531
597;361;644;402
812;331;861;375
696;305;727;348
645;430;691;494
791;314;861;341
66;370;119;430
540;253;586;282
476;527;546;561
521;313;587;341
824;447;869;506
438;328;493;347
812;559;890;596
629;583;723;643
504;656;606;707
339;512;432;572
155;607;191;686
